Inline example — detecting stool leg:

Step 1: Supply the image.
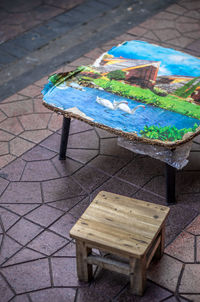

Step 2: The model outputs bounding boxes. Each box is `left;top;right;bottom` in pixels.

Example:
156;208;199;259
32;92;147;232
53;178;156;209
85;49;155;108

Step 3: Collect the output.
154;225;165;260
130;257;146;296
76;240;93;282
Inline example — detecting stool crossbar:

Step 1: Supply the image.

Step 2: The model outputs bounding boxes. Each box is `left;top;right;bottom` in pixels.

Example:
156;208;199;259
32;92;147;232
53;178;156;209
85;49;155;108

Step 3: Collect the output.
70;191;170;296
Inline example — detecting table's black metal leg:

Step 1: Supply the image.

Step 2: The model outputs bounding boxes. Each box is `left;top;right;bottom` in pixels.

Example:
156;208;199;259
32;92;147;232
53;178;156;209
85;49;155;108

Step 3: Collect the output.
59;116;71;160
165;163;176;204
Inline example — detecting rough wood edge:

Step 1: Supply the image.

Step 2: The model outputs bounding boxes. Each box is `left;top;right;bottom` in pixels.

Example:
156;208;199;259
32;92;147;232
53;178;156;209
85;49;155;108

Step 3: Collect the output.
43;101;200;149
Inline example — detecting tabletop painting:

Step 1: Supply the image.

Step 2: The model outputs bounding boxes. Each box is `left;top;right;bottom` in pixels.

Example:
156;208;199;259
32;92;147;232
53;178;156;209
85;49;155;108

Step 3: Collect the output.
42;40;200;146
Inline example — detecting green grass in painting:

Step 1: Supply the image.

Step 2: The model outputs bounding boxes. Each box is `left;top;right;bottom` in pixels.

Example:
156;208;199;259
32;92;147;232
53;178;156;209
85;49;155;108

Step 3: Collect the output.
140;124;199;141
174;77;200;98
88;77;200;120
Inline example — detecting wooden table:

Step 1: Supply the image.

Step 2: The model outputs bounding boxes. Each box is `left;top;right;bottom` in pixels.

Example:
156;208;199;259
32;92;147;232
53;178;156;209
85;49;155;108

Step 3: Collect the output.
42;40;200;204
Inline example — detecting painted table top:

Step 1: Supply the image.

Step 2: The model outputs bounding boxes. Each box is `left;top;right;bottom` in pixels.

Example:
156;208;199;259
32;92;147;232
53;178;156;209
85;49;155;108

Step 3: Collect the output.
42;40;200;148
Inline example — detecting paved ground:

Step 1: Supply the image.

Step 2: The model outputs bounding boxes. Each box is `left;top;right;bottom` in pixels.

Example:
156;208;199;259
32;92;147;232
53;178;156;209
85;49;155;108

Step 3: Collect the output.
1;0;200;301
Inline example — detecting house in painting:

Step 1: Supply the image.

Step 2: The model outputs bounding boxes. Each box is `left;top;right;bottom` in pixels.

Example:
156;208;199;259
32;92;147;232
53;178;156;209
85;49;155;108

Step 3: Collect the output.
98;56;160;89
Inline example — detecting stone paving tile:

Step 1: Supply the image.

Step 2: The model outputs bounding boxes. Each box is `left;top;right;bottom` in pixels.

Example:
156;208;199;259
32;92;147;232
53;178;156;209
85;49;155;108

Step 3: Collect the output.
40;132;61;153
165;205;197;245
18;113;51;130
0;154;16;169
73;165;110;192
196;236;200;262
0;273;14;302
51;257;79;286
165;231;195;262
47;112;63;132
133;188;166;206
3;247;45;267
47;195;86;212
1;259;51;293
0;99;33;117
100;137;134;159
21;160;60;181
30;287;76;302
53;241;76;257
148;254;183;292
10;137;35;157
115;281;171;302
52;155;83;177
18;85;43;98
27;230;68;255
1;204;39;216
7;218;43;245
0;143;8;156
0;110;7;123
182;294;200;302
19;129;53;144
42;177;85;202
179;264;200;294
0;129;14;141
67;148;99;164
88;155;130;175
0;177;9;196
68;130;99;149
185;215;200;235
0;158;26;181
0;207;19;231
49;212;77;238
0;182;42;204
11;294;30;302
25;204;63;227
0;235;22;265
22;145;56;161
69;196;90;220
116;156;164;188
91;177;139;201
76;269;128;302
0;117;24;135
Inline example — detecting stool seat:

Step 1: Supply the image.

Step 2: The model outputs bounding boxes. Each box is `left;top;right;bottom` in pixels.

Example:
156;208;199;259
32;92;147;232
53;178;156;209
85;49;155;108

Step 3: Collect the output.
70;191;170;296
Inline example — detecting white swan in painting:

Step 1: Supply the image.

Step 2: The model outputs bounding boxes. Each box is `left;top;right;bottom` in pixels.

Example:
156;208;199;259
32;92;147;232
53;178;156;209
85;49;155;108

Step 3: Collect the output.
117;102;145;114
96;96;128;110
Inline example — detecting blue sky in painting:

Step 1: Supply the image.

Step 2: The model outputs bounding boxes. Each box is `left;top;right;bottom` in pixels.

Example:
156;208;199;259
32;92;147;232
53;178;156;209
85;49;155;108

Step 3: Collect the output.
108;40;200;77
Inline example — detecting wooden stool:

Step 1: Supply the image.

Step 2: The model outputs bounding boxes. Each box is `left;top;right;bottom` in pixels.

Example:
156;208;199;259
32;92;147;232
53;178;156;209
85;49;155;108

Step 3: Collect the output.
70;191;170;296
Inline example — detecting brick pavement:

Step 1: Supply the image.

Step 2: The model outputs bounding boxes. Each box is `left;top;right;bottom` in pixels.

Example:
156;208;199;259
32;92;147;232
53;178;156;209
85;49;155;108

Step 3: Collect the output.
1;0;200;301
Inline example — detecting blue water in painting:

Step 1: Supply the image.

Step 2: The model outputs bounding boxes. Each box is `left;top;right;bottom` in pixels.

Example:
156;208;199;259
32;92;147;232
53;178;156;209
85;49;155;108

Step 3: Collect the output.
43;85;200;136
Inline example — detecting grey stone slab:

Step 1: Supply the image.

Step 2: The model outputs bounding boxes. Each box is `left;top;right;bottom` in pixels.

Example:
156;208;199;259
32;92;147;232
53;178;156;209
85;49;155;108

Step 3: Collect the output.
0;50;16;65
30;287;76;302
7;218;43;245
115;281;171;302
47;195;86;212
0;207;19;231
11;294;30;302
13;31;50;52
68;130;99;149
0;177;9;197
52;156;83;177
1;204;39;216
67;149;98;164
22;145;56;161
25;204;63;227
27;230;68;255
73;165;109;192
0;235;22;265
88;155;130;175
21;160;60;181
49;212;76;238
0;182;42;204
3;247;45;266
51;257;79;286
42;177;85;202
53;241;76;256
0;159;26;181
0;41;29;59
76;269;128;302
1;259;51;294
0;274;14;302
